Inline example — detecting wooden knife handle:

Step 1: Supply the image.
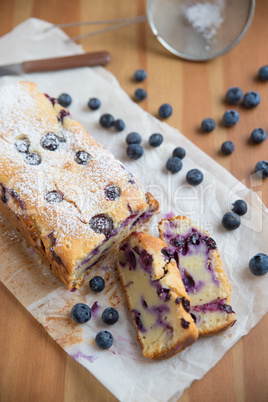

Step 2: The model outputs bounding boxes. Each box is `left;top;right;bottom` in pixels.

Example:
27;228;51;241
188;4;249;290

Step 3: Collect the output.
22;52;111;73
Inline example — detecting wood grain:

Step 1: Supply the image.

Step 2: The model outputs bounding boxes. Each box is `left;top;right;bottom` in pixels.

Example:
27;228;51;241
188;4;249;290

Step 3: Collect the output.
0;0;267;401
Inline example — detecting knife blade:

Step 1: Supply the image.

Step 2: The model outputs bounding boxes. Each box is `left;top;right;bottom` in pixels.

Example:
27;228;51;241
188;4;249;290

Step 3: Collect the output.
0;51;111;76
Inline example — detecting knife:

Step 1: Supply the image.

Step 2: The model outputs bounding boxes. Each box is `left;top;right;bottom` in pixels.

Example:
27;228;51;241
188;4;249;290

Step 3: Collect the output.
0;51;111;76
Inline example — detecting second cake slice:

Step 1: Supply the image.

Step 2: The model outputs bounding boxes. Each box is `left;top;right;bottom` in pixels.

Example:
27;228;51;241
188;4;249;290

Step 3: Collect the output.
117;232;198;359
159;215;236;335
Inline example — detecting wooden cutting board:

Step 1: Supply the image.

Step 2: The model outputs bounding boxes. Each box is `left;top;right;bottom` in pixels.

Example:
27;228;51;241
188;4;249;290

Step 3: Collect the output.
0;1;267;401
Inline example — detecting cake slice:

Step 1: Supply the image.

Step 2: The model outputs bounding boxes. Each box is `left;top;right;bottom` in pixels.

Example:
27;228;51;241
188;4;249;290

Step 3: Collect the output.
0;81;159;288
159;216;236;335
117;232;198;359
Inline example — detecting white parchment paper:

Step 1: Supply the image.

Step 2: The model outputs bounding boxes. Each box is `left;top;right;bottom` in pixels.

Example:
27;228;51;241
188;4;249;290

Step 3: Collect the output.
0;18;267;402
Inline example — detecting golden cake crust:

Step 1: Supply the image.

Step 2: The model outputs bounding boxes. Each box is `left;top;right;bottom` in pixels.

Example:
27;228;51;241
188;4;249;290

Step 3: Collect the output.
0;81;158;288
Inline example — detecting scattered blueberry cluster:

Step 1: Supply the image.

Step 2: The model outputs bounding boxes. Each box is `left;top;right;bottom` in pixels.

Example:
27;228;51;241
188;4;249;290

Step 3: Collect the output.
164;146;203;185
200;68;267;176
56;86;174;168
221;199;247;231
134;69;147;102
56;87;202;184
134;69;173;119
57;64;267;181
125;131;164;160
99;113;126;132
71;275;119;350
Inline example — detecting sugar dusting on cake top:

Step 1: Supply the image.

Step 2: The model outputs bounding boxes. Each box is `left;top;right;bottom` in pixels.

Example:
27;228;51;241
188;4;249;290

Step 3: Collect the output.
0;81;146;246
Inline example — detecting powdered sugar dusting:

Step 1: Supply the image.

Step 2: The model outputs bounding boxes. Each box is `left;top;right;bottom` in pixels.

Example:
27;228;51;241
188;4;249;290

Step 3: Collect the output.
183;0;225;44
0;82;147;255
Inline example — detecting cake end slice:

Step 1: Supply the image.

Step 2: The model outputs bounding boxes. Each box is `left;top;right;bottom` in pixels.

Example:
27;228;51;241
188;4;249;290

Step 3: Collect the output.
117;231;198;359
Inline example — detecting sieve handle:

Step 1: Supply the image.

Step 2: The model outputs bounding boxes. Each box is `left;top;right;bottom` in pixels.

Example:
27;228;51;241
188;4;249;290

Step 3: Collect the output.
22;52;111;73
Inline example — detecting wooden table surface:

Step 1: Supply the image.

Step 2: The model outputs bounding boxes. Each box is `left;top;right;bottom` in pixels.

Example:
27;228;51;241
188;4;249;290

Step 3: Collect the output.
0;1;267;401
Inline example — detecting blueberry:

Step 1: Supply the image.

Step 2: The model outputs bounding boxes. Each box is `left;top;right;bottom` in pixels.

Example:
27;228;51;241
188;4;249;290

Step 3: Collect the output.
181;318;190;329
71;303;91;323
75;150;91;165
243;91;261;108
188;232;200;245
126;144;144;160
15;138;30;153
222;212;241;230
258;66;268;81
251;128;267;144
102;307;119;325
104;184;121;201
255;160;268;178
88;97;101;110
181;297;191;313
223;110;240;127
225;87;243;104
1;186;9;204
134;88;147;101
44;93;57;105
99;113;114;128
186;169;203;185
126;132;142;145
249;253;268;276
159;103;173;119
41;133;59;151
134;69;147;82
166;157;182;173
173;147;186;159
221;141;235;155
45;191;63;204
203;237;217;250
58;109;70;123
161;248;173;261
201;118;215;133
25;152;41;165
89;276;105;292
114;119;125;132
95;330;113;349
89;214;114;236
148;133;163;147
58;93;72;108
232;200;247;216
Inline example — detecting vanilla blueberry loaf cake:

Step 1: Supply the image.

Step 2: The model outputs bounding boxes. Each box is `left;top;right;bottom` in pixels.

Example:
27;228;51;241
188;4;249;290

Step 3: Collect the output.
117;232;198;359
0;81;158;288
159;216;236;335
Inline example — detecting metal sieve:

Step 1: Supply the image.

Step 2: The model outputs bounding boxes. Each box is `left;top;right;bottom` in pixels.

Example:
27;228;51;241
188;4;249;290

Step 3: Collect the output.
51;0;255;61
